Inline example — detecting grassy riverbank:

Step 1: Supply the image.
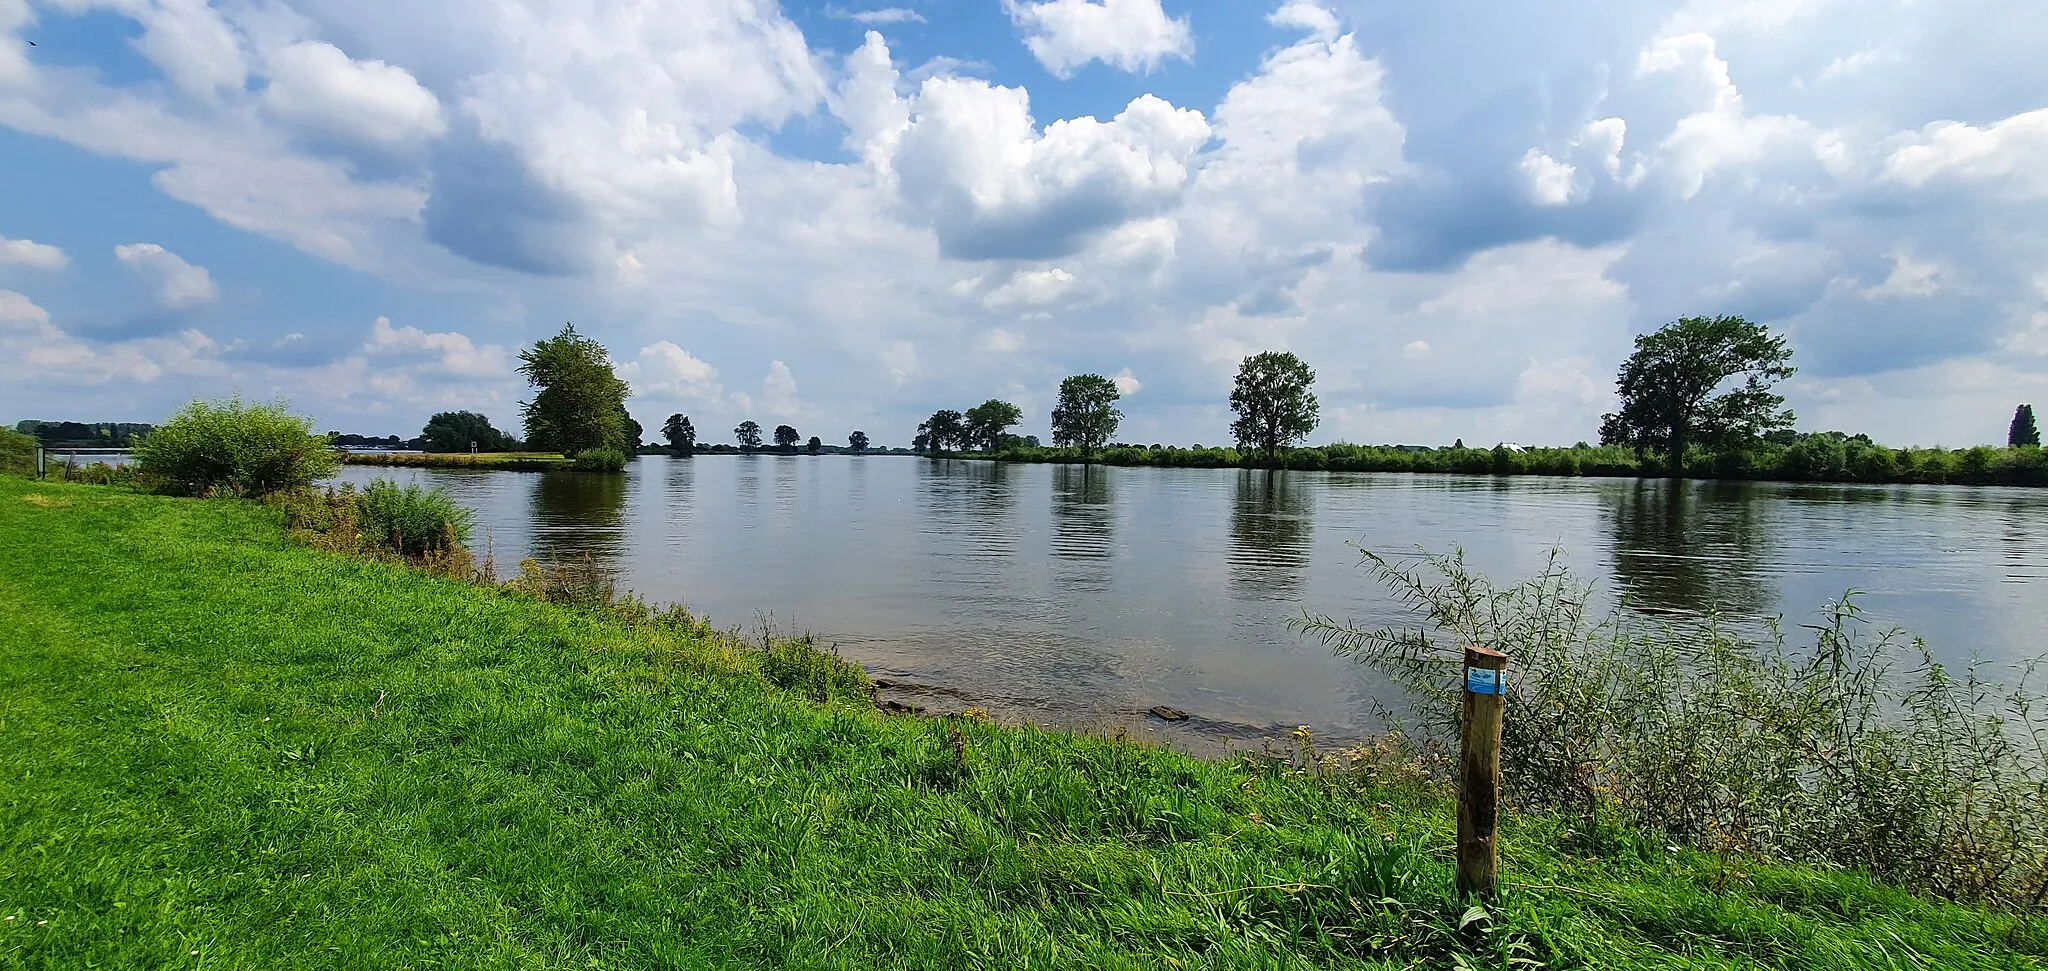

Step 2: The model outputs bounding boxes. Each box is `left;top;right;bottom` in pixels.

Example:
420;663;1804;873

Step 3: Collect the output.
340;451;573;471
2;479;2042;968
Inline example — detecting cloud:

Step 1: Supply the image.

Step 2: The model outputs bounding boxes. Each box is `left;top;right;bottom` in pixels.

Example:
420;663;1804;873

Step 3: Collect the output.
829;6;926;24
1004;0;1193;78
113;243;219;306
0;237;67;270
880;340;919;383
363;315;511;377
1884;108;2048;198
1636;32;1811;199
982;267;1075;308
262;41;446;145
982;328;1025;353
1402;340;1431;360
860;45;1211;259
619;340;723;402
0;288;224;387
1865;251;1945;299
1819;45;1903;82
1112;366;1142;395
1519;149;1577;206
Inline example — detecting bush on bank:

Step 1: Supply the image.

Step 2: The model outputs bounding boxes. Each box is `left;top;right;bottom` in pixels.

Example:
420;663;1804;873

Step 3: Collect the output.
133;397;339;497
0;426;37;477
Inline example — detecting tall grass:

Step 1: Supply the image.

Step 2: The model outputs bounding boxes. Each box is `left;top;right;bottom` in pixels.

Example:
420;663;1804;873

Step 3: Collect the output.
0;427;35;477
1296;549;2048;909
341;451;571;471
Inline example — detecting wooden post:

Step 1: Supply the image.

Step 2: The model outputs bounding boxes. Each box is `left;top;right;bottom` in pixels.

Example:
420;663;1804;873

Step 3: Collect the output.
1457;645;1508;901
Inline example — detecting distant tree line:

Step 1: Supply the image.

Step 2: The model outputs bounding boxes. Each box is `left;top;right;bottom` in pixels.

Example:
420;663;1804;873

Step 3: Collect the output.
13;420;155;447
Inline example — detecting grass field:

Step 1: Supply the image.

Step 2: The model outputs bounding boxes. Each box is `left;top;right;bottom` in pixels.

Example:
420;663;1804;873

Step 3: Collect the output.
340;451;573;471
1;477;2042;969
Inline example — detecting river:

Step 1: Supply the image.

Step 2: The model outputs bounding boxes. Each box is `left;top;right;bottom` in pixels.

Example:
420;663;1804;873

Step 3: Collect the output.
333;455;2047;749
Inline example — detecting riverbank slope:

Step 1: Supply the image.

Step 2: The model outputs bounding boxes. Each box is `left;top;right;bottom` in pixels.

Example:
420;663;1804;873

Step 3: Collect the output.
0;478;2039;968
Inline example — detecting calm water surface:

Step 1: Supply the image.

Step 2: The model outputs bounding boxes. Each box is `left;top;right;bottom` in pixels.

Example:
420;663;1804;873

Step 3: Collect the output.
335;456;2048;747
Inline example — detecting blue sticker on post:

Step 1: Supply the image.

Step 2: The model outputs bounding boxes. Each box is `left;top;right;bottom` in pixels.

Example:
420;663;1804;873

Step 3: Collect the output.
1466;667;1502;695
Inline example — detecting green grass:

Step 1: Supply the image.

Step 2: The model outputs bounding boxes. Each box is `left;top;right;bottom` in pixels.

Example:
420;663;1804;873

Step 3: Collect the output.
340;451;573;471
1;478;2042;969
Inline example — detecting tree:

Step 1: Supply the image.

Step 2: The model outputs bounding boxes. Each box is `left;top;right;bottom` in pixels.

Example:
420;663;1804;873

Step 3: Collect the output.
2010;404;2041;448
518;323;632;456
774;424;800;450
619;411;643;451
735;420;763;449
1050;374;1122;463
848;430;870;453
916;409;965;454
1228;351;1320;467
420;411;519;452
807;436;823;454
963;399;1024;454
1599;315;1795;474
662;414;697;455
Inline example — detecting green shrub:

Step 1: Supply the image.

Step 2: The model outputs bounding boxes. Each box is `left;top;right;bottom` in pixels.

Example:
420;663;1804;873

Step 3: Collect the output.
0;427;36;477
134;397;340;496
359;479;473;556
572;446;628;472
1298;549;2048;908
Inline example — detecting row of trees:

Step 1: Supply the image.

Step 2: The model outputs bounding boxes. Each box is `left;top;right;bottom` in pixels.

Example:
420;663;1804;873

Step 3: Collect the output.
912;354;1322;466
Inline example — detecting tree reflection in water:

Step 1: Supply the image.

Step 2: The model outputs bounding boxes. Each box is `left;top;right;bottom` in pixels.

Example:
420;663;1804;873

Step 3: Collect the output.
1228;469;1315;600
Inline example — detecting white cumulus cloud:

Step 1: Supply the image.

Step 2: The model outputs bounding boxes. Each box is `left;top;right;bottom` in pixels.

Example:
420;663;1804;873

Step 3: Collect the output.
113;242;218;306
262;41;446;145
1519;149;1577;206
0;236;67;270
1004;0;1193;78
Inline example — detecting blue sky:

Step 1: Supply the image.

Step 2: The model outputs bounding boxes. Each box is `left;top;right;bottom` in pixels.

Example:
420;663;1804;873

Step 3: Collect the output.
3;0;2045;448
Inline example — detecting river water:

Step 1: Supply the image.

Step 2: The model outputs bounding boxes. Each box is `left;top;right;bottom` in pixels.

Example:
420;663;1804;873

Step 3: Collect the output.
335;455;2048;748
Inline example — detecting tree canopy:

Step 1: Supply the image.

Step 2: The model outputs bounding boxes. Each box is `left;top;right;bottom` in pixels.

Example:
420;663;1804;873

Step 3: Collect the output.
917;410;965;454
1228;351;1319;467
1051;374;1122;463
848;430;870;453
1599;315;1795;473
774;424;800;450
420;411;519;453
517;324;632;457
735;421;763;449
662;414;697;455
807;436;823;454
2010;405;2040;448
964;399;1023;454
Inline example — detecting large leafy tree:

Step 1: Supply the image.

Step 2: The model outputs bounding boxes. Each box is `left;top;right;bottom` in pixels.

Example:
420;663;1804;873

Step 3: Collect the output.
1228;351;1319;467
848;430;870;453
2009;404;2041;448
963;399;1023;454
807;436;823;454
662;414;696;455
1599;315;1795;473
917;409;965;454
420;411;519;453
735;420;763;449
518;323;632;456
1051;374;1122;463
774;424;800;450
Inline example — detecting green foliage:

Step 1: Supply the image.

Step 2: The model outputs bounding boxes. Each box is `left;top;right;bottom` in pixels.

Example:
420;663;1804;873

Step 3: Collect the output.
915;409;965;454
340;451;571;471
517;323;632;456
774;424;800;450
358;479;474;555
2011;404;2041;448
847;430;870;452
662;413;697;454
619;410;643;451
13;419;156;446
1601;315;1796;468
419;410;520;452
734;420;762;448
0;426;35;477
1298;549;2048;908
132;396;340;497
806;436;822;454
1050;374;1122;462
1229;351;1320;467
572;446;628;473
963;399;1023;454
